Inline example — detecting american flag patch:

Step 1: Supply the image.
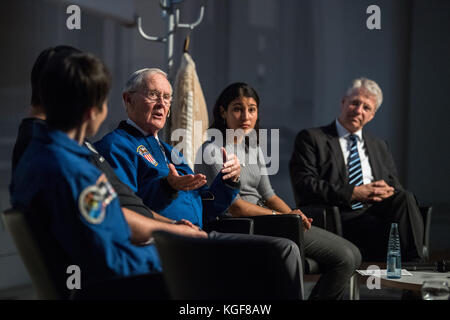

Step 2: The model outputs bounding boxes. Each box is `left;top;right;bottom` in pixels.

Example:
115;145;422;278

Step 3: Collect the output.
137;145;158;166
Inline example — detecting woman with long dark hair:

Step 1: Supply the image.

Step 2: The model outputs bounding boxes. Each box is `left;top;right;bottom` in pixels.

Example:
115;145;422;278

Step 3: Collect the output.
195;82;362;300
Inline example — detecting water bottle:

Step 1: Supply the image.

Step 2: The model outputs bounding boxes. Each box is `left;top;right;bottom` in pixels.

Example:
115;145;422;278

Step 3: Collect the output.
387;223;402;279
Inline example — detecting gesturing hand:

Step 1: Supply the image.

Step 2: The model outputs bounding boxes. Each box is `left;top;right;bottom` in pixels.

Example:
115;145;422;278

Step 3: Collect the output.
166;163;207;191
220;147;241;182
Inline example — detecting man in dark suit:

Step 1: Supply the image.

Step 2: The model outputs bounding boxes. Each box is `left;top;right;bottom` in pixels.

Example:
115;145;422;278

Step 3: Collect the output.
289;77;425;262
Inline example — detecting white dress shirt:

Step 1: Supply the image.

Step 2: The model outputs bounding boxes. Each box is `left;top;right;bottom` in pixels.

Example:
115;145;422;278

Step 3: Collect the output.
335;119;374;185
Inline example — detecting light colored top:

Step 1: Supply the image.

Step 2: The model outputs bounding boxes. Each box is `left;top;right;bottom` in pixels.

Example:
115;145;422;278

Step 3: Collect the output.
195;140;275;205
335;119;374;184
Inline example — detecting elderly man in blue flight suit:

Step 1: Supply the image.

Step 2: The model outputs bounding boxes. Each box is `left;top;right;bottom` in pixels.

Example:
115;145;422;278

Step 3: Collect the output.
94;69;305;299
94;68;242;227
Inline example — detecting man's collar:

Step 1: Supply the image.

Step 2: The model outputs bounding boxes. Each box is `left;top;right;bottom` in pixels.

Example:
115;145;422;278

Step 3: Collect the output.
124;119;160;140
335;119;362;141
126;118;150;136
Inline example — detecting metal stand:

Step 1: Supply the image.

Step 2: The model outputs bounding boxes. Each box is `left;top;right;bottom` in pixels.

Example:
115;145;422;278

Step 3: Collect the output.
136;0;204;77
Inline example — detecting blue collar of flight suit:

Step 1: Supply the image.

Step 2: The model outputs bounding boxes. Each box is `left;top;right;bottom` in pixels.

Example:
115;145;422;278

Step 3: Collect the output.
117;121;188;171
33;122;92;158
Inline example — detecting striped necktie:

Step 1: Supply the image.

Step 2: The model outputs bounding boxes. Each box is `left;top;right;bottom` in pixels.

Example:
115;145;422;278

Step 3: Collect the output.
348;134;364;210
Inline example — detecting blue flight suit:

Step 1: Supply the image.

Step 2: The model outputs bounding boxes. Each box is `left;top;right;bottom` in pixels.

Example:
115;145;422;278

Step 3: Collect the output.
10;124;161;284
94;121;239;227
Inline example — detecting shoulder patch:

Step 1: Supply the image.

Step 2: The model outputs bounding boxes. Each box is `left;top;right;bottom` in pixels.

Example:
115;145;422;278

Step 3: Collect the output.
137;145;158;166
78;174;117;224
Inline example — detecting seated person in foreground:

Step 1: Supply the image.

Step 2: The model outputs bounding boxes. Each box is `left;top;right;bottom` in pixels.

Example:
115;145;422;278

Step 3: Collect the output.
10;51;163;286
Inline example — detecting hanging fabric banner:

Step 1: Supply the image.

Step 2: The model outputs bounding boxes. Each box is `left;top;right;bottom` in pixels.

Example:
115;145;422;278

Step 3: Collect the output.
170;52;209;168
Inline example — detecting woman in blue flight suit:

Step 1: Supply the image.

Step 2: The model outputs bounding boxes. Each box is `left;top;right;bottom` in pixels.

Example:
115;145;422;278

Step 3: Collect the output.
10;51;161;286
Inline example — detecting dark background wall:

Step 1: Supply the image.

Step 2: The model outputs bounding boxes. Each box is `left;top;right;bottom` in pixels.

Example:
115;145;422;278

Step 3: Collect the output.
0;0;449;293
191;0;450;210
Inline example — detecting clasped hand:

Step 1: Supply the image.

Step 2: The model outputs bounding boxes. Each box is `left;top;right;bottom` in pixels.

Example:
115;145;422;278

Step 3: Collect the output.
174;219;208;238
166;147;241;191
352;179;395;202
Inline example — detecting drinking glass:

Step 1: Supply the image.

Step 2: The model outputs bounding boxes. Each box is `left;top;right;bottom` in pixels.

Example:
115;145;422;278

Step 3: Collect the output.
421;281;449;300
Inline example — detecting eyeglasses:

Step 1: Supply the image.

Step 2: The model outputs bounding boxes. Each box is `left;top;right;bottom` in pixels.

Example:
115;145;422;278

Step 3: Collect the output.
130;89;172;105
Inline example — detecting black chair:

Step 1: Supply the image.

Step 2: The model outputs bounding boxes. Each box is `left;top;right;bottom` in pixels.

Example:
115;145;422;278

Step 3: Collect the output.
207;214;325;275
2;209;64;300
153;230;304;300
203;216;255;234
205;214;320;275
1;208;169;300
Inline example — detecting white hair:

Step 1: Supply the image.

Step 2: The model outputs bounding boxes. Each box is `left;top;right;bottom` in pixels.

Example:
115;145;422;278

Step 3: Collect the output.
122;68;169;93
346;77;383;110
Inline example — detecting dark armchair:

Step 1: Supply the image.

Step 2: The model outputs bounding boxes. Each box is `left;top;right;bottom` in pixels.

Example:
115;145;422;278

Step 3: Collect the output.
203;216;255;234
153;230;304;300
204;213;323;275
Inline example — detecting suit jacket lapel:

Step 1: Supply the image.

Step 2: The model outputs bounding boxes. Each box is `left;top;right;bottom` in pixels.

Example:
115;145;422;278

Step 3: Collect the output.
363;133;381;180
324;122;348;183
